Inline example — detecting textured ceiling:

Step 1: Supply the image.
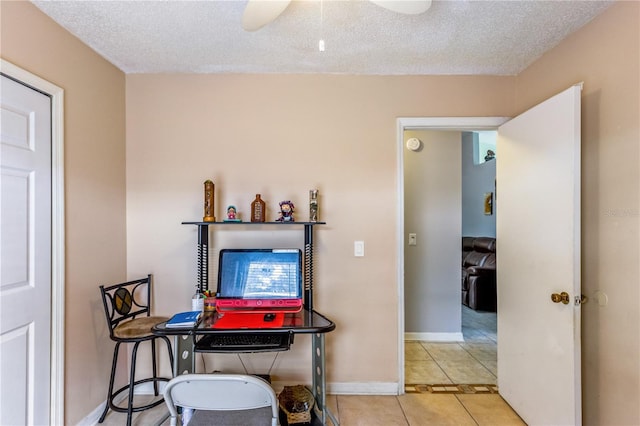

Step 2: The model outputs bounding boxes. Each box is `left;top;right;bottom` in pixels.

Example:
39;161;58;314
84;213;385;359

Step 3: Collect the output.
32;0;613;75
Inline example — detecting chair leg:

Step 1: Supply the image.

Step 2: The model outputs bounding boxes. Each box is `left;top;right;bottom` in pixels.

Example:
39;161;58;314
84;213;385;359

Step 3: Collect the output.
151;338;159;396
126;341;142;426
100;338;173;425
98;342;121;423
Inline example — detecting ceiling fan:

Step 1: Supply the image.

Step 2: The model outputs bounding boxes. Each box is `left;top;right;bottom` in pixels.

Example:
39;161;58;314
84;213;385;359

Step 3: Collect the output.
242;0;433;31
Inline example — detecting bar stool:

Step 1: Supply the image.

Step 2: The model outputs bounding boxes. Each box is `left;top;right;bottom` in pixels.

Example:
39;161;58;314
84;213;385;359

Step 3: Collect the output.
98;274;174;426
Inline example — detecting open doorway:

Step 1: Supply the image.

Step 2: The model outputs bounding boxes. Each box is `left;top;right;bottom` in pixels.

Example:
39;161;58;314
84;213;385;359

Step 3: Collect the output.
397;86;582;423
396;117;508;393
403;129;498;389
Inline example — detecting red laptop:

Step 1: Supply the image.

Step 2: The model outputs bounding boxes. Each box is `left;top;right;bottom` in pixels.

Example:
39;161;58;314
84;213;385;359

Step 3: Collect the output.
214;248;303;315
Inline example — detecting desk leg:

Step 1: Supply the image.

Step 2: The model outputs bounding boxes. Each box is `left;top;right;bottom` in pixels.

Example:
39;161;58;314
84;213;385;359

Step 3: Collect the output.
174;334;196;376
312;333;339;426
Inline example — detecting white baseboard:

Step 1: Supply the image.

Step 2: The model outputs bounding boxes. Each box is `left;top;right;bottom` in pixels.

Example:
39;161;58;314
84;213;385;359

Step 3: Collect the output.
404;332;464;342
78;382;166;425
327;382;399;395
272;381;399;395
77;401;108;426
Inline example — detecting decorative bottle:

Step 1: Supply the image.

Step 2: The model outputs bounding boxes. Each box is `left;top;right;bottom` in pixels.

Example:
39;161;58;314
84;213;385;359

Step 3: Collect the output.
251;194;266;222
309;189;319;222
191;288;204;312
203;180;215;222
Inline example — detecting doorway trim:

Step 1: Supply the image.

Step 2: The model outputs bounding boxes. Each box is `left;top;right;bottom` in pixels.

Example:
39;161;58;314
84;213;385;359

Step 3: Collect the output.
396;117;508;394
1;59;65;424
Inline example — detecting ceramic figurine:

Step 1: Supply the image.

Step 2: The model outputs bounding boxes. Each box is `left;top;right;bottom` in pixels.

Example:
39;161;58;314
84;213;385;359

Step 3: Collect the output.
223;205;241;222
276;200;295;222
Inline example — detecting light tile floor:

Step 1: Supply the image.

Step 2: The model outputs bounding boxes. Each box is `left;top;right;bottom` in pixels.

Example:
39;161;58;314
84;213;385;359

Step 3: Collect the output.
405;306;498;385
101;307;526;425
101;392;525;426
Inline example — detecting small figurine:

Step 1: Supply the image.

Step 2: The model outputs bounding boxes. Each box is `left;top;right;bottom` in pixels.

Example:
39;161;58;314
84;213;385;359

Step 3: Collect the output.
223;205;242;222
276;200;295;222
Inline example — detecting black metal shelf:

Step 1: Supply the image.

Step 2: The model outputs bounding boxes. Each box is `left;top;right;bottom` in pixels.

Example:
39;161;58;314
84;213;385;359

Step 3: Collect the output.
182;221;326;226
183;221;325;311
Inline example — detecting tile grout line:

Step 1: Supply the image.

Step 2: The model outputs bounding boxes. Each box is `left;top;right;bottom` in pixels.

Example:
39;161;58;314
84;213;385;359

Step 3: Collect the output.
421;343;458;385
454;393;481;426
395;395;413;426
457;342;497;381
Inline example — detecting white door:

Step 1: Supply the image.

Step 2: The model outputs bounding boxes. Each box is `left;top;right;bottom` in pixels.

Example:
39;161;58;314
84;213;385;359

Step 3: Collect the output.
0;75;52;425
497;85;582;425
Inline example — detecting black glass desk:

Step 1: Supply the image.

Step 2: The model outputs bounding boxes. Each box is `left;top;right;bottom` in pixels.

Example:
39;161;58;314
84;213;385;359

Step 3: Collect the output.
153;309;337;425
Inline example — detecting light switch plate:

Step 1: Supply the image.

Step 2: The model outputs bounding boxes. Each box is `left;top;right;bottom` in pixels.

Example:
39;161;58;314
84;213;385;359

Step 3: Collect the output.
408;233;417;246
354;241;365;257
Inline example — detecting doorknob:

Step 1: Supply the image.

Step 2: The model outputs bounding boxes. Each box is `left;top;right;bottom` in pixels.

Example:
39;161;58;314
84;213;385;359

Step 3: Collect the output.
551;292;570;304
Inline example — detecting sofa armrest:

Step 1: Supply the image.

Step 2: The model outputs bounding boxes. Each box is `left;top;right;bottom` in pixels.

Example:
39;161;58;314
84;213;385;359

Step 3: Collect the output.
466;266;496;277
467;269;497;312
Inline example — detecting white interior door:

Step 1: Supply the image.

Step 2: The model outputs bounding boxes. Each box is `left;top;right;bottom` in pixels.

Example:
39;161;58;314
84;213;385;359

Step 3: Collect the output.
1;75;52;425
497;84;582;425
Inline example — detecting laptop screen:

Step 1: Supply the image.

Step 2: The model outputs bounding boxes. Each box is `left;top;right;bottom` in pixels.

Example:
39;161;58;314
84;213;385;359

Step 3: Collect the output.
216;249;302;305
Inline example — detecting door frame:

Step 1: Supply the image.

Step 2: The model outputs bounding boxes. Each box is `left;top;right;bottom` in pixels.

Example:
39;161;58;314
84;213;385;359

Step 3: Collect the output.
396;117;508;393
1;59;65;424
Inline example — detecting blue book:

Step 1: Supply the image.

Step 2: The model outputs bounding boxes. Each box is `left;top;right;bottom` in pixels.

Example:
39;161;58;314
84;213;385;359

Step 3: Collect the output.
166;311;202;328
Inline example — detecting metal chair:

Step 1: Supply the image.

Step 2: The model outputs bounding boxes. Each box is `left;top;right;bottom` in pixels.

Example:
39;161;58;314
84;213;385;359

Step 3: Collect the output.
163;374;280;426
98;274;174;426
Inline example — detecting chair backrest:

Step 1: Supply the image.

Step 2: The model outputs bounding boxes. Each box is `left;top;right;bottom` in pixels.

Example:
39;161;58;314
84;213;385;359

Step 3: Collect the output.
164;374;279;426
99;275;152;338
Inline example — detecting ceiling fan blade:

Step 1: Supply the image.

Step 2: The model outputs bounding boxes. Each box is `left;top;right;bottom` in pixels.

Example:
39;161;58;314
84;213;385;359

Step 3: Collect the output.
369;0;432;15
242;0;293;31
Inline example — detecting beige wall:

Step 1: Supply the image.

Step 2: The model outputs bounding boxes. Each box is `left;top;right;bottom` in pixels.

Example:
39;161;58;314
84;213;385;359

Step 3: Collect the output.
514;2;639;424
125;74;514;386
2;1;638;424
403;130;463;336
1;2;127;424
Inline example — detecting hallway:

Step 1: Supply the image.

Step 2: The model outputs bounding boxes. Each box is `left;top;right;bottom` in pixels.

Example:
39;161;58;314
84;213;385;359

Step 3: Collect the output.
405;306;497;388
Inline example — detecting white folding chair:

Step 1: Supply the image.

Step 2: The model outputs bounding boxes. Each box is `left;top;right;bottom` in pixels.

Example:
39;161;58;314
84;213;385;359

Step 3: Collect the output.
163;374;280;426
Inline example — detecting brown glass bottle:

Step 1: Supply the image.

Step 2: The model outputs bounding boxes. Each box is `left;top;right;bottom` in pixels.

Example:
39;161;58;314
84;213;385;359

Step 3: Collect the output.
251;194;266;222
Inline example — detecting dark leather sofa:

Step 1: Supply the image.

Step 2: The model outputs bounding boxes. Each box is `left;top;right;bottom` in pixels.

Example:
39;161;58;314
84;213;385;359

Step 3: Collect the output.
461;236;496;312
